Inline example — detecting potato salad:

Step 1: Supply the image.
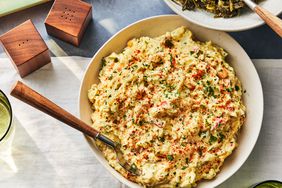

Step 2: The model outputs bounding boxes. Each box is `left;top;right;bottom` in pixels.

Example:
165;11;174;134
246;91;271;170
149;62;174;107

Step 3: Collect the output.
88;27;246;187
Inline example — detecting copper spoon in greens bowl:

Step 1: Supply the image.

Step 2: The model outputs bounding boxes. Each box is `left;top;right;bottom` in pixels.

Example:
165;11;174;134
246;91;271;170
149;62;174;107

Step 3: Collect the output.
10;81;141;176
243;0;282;37
171;0;282;37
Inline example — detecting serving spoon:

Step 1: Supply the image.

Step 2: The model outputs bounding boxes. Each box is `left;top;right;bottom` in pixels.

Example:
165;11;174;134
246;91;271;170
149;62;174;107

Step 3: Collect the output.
10;81;141;176
243;0;282;38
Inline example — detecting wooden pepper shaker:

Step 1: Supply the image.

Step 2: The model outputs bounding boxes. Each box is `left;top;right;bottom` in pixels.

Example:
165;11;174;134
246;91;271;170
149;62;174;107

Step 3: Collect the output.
0;19;51;78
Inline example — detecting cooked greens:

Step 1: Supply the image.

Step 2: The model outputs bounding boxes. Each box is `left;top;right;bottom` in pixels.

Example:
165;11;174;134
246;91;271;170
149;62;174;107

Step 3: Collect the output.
173;0;260;18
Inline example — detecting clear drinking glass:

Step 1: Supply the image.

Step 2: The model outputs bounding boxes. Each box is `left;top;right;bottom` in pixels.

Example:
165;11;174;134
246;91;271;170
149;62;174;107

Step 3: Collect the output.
0;90;16;170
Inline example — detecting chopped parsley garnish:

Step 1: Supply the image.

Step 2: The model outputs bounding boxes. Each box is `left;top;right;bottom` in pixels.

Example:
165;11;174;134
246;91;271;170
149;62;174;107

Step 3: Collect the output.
219;133;225;142
167;155;174;161
227;88;233;92
138;120;145;126
169;54;173;63
159;136;165;142
101;58;106;68
198;147;203;156
198;130;207;138
131;64;138;70
205;86;215;97
164;39;174;48
209;135;218;143
130;163;138;174
235;85;240;91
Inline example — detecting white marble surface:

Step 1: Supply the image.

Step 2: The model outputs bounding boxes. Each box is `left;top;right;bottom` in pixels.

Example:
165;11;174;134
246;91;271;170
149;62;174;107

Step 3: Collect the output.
0;57;282;188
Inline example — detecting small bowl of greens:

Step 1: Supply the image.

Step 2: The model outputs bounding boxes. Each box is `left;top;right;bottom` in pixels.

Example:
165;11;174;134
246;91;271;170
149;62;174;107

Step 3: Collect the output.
252;180;282;188
164;0;282;31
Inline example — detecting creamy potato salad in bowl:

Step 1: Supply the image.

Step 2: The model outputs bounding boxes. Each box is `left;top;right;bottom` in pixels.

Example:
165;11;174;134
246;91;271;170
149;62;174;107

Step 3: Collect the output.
79;15;263;187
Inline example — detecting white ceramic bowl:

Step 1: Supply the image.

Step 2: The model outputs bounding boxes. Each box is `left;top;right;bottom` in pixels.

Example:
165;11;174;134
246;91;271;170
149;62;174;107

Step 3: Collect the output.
79;15;264;188
164;0;282;31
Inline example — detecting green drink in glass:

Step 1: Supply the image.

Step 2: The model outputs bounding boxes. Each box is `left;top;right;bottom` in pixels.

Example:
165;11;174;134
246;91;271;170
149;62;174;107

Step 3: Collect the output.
0;90;12;142
0;90;15;171
0;94;12;141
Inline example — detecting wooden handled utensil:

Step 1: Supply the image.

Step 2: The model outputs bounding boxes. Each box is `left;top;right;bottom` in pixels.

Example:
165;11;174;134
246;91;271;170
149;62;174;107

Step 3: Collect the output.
10;81;141;175
244;0;282;38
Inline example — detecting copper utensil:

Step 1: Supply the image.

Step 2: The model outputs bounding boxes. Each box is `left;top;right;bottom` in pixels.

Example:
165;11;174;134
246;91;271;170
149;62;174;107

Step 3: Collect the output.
243;0;282;38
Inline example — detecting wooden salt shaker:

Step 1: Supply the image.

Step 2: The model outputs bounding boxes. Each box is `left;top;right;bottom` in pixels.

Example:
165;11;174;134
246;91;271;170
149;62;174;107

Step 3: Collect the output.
44;0;92;46
0;20;51;78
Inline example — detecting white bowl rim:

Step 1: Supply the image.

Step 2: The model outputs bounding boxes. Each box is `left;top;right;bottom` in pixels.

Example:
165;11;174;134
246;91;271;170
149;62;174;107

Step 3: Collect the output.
163;0;282;32
79;14;264;188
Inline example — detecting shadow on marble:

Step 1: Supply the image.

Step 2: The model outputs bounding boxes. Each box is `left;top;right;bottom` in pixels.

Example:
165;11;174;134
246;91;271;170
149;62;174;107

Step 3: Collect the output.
0;117;60;188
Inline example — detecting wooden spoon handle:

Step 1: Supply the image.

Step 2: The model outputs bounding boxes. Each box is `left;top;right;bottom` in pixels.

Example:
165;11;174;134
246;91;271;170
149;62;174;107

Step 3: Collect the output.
254;6;282;38
10;81;99;138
